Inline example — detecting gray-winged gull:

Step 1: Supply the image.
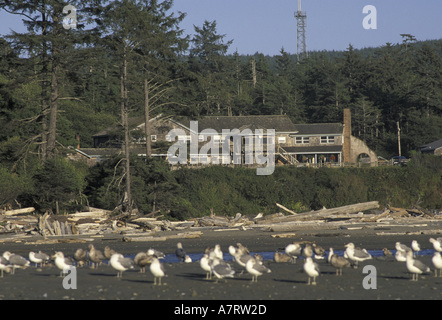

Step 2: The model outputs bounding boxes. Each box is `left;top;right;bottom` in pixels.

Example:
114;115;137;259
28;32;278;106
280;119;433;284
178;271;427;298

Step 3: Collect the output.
429;238;442;252
245;257;271;282
405;250;430;281
210;257;235;283
110;253;134;278
2;251;30;274
147;248;165;259
200;254;212;280
328;248;350;276
236;243;250;255
395;242;411;253
285;243;302;263
0;256;12;277
52;251;74;277
302;244;314;258
29;251;50;267
303;257;320;285
344;243;372;267
88;244;105;269
150;257;166;285
432;252;442;277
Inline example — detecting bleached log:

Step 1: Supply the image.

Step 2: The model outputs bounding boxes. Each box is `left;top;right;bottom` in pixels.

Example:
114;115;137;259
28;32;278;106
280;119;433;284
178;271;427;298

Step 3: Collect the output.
2;207;35;216
257;201;380;224
276;203;297;215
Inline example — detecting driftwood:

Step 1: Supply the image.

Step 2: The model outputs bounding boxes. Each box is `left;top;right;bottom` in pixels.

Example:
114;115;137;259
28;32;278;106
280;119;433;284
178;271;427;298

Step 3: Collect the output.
276;203;297;215
2;207;35;216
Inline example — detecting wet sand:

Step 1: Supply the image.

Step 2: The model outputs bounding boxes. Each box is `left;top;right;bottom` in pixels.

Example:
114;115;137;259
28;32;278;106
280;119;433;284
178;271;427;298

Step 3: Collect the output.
1;224;442;301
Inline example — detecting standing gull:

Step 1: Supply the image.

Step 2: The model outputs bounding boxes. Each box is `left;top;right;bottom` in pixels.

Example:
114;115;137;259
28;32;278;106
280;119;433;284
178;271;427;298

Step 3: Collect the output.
0;256;12;277
344;243;372;268
411;240;421;257
429;238;442;252
200;254;213;280
147;248;165;259
395;242;411;253
210;257;235;283
395;250;408;262
110;253;134;278
432;252;442;277
274;251;294;263
303;257;320;285
285;243;302;263
175;242;187;262
29;251;50;268
88;244;105;269
2;251;30;274
313;244;326;260
134;252;150;273
405;250;430;281
74;248;88;267
245;257;271;282
52;251;74;277
150;257;166;285
104;246;117;260
328;248;351;276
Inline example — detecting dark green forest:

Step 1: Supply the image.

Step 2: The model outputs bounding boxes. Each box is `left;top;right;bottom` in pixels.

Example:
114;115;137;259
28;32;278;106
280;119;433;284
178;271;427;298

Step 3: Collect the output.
0;0;441;217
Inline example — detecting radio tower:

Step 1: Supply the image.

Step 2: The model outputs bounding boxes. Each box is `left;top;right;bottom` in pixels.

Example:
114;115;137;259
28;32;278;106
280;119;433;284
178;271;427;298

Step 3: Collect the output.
294;0;307;61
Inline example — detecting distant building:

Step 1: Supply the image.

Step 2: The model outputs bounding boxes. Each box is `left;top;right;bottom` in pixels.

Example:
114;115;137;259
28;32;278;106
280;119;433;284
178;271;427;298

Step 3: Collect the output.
419;138;442;156
80;109;378;167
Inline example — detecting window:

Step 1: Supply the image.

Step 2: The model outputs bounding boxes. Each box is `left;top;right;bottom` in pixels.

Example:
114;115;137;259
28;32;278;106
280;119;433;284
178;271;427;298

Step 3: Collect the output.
321;136;335;144
295;136;310;144
151;135;157;142
278;136;286;144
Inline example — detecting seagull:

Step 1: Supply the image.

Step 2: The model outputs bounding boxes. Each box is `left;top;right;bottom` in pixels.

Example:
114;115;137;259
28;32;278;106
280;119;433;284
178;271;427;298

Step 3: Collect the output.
150;257;166;286
74;248;88;267
344;243;372;268
395;250;408;262
303;257;320;285
236;243;250;256
0;256;12;277
29;251;50;267
274;251;294;263
432;252;442;277
210;257;235;283
411;240;421;257
134;252;152;273
405;250;430;281
313;244;326;260
232;251;253;269
147;248;165;259
104;246;117;260
245;257;271;282
395;242;411;253
2;251;30;274
52;251;74;277
184;255;192;263
200;254;213;280
429;238;442;252
176;242;187;262
88;244;105;269
383;248;393;258
328;248;351;276
302;244;314;258
285;243;302;263
110;253;134;278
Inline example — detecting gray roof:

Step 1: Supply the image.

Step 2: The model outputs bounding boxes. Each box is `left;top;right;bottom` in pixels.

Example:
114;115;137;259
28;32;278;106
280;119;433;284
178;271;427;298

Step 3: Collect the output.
419;138;442;152
293;123;343;136
173;115;298;133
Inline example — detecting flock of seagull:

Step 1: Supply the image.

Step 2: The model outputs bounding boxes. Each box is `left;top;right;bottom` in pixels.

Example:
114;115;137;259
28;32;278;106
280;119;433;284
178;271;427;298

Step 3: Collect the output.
1;237;442;286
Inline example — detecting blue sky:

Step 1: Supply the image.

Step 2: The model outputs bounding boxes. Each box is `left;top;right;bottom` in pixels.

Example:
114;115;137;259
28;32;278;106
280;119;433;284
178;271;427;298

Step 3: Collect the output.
1;0;441;56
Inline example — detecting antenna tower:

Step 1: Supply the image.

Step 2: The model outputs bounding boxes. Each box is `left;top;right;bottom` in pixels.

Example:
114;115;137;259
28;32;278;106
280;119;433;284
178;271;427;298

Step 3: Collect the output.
294;0;307;61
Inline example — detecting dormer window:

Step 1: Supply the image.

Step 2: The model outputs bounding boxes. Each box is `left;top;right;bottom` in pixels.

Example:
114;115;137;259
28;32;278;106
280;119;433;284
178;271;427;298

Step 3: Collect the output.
320;136;335;144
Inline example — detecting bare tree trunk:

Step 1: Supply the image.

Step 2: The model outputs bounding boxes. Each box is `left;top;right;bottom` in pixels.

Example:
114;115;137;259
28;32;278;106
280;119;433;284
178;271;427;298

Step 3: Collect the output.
40;7;48;163
144;78;151;158
47;56;59;159
121;45;132;214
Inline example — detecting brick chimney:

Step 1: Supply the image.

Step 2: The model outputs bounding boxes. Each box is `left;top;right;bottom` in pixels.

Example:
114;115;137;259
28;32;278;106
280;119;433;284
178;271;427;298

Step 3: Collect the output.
343;109;351;163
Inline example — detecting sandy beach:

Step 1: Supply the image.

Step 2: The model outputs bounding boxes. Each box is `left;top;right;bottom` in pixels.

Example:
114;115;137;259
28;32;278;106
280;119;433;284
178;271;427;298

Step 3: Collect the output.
1;220;442;301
